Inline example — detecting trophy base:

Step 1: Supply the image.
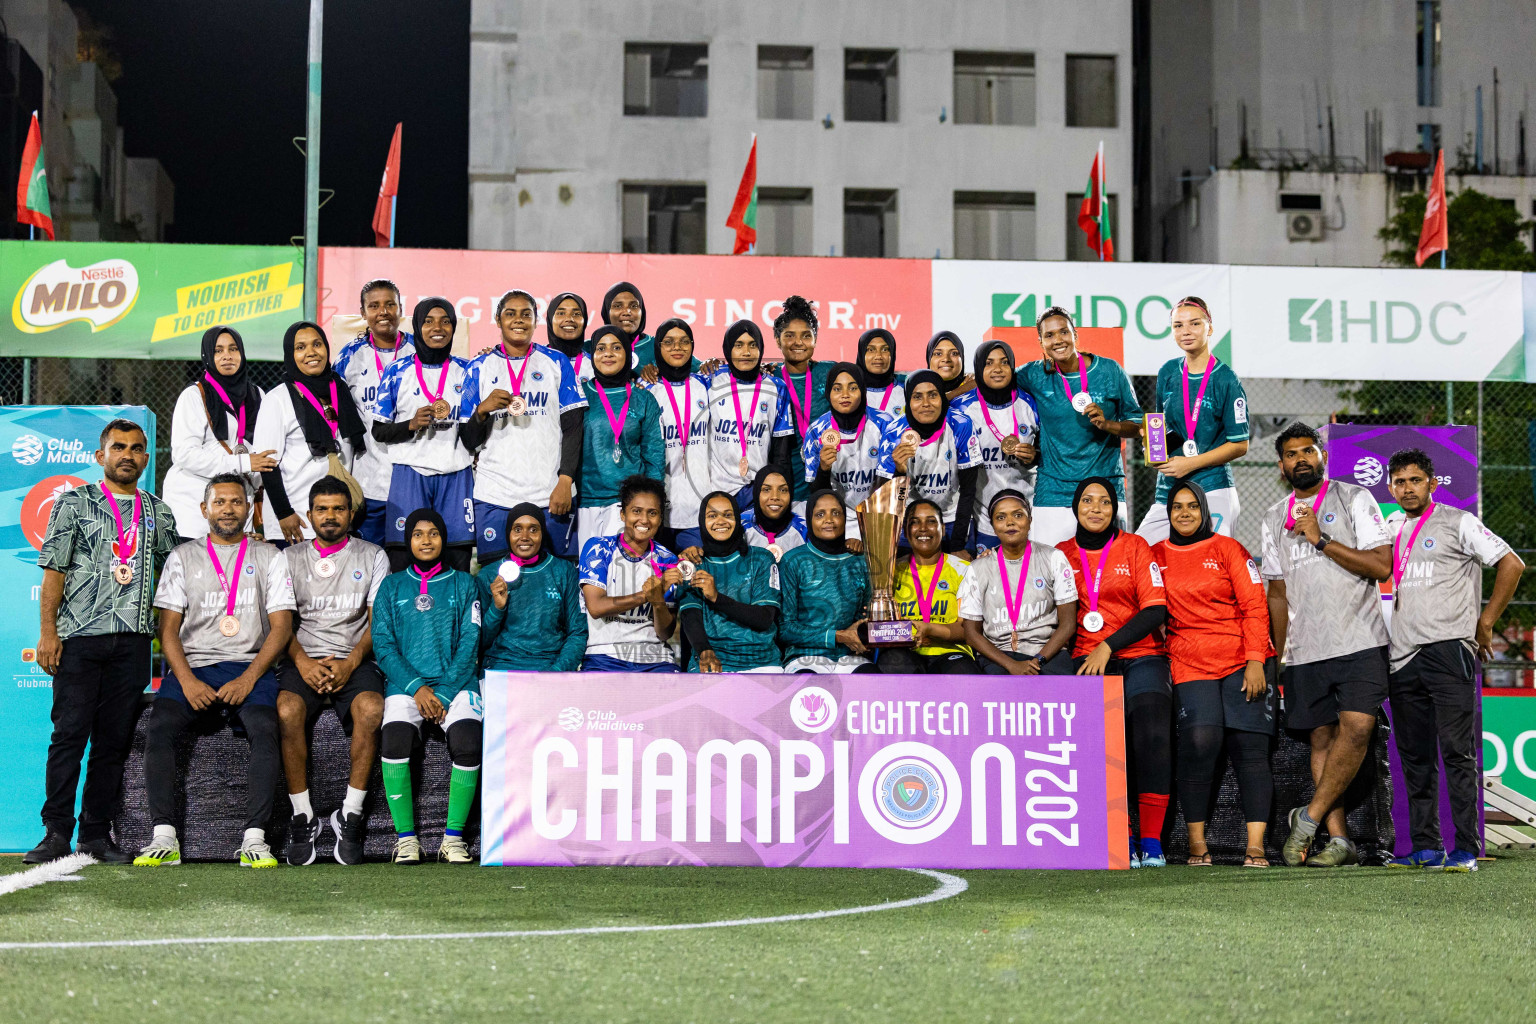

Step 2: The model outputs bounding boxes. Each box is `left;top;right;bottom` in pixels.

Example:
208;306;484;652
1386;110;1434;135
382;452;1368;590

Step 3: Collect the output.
866;619;917;648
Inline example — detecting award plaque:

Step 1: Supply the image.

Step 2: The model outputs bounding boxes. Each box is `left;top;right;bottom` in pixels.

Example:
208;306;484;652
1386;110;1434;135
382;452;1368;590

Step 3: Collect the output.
1144;412;1169;464
856;477;916;647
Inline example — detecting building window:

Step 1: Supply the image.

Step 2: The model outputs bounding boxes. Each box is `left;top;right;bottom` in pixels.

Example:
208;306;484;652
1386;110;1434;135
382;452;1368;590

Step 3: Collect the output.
954;191;1035;260
755;187;813;256
1417;1;1441;107
623;43;708;117
953;52;1035;126
844;188;898;257
1418;123;1442;154
622;184;706;254
1064;55;1116;128
844;49;898;123
1066;192;1118;261
758;46;814;120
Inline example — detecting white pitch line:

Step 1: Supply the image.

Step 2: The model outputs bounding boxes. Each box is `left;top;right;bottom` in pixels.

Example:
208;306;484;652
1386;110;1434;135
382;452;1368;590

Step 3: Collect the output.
0;853;96;897
0;867;967;952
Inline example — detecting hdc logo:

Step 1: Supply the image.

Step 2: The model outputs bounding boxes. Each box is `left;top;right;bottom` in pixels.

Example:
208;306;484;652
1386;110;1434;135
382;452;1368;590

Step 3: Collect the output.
1287;298;1467;346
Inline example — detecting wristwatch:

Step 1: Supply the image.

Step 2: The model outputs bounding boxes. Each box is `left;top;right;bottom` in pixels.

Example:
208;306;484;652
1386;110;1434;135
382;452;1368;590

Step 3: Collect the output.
1313;531;1332;552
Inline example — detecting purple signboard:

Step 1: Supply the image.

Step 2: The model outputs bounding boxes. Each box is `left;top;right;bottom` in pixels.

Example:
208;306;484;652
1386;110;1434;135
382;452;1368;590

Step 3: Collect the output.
481;672;1129;870
1321;424;1478;514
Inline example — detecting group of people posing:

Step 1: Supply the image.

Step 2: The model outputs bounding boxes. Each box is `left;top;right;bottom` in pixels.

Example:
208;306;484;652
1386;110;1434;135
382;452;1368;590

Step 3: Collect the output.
25;280;1513;874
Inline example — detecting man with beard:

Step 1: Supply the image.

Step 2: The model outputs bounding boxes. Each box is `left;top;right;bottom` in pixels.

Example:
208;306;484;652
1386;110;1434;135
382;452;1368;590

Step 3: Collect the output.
335;280;416;544
136;475;296;868
1261;423;1392;868
26;420;177;865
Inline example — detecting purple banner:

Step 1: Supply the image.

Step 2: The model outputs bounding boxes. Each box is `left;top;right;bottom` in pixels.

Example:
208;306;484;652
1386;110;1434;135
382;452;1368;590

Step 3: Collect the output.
1321;424;1478;514
481;672;1129;870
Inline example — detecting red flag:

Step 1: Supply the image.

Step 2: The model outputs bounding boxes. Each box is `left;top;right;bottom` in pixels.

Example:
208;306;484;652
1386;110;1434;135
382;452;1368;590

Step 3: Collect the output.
372;122;402;248
1415;149;1447;267
1076;144;1113;261
725;135;758;255
15;112;54;240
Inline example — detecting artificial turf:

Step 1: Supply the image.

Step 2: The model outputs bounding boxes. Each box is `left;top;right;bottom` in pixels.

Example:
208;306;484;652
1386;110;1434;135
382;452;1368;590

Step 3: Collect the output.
1;851;1531;1023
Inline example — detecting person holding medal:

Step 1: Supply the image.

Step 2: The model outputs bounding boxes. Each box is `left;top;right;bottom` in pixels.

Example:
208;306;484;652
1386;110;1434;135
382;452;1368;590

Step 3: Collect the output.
741;466;808;558
678;492;783;673
777;489;875;673
645;318;714;555
334;280;416;544
575;325;667;550
136;474;296;868
1136;297;1251;543
463;289;586;562
706;319;797;505
165;326;273;541
857;328;906;418
373;508;485;865
1261;423;1393;868
255;321;370;546
480;504;587;673
1057;478;1173;867
952;340;1040;553
926;331;975;401
804;362;892;553
879;499;976;675
874;370;981;553
771;295;832;513
373;298;478;572
958;491;1077;675
1016;306;1142;547
578;476;686;672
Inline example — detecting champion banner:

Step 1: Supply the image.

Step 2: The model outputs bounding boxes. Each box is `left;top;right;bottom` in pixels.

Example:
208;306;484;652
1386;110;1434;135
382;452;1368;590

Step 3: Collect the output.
481;671;1129;870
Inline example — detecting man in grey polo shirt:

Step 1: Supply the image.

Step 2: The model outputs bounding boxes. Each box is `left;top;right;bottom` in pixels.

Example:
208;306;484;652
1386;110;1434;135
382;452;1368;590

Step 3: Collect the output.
1384;447;1523;872
1260;423;1392;867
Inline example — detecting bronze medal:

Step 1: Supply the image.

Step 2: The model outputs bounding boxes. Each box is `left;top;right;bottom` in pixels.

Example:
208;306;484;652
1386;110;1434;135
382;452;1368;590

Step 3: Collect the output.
1001;435;1021;456
218;614;241;637
431;399;451;420
738;456;750;478
112;562;134;585
507;395;528;417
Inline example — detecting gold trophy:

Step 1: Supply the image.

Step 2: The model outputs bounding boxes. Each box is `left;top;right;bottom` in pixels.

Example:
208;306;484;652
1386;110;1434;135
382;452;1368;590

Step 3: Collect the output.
857;476;915;646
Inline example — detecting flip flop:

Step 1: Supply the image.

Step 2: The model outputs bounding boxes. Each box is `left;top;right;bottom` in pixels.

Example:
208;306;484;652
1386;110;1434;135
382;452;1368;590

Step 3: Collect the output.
1186;850;1212;866
1243;848;1270;868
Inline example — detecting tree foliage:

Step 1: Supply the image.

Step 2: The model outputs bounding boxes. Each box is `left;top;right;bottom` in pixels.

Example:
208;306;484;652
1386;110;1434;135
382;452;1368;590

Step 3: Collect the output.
1378;186;1536;271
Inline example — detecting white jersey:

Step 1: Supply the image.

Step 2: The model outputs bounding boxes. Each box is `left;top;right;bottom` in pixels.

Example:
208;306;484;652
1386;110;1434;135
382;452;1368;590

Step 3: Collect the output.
467;344;587;508
334;333;416;500
952;390;1041;527
287;537;389;660
646;374;713;529
163;383;263;539
957;541;1077;656
741;510;808;555
578;535;681;665
252;385;359;542
375;353;476;475
866;383;906;421
154;539;297;668
1386;505;1512;671
705;370;796;494
875;410;982;522
799;410;891;514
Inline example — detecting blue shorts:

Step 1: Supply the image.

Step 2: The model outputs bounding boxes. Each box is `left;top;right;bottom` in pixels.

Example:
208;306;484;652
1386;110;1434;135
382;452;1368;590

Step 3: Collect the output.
580;654;679;673
159;660;280;709
386;465;475;547
355;498;389;545
474;500;577;561
1072;653;1173;700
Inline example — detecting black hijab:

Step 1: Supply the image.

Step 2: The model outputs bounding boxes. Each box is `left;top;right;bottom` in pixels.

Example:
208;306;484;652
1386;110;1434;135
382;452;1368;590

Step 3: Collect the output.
1072;476;1120;551
973;339;1018;407
1166;478;1216;546
282;321;367;457
412;297;456;366
588;325;634;388
503;501;550;563
750;464;794;537
198;325;261;444
545;291;587;360
698;490;748;558
652;317;695;384
902;369;950;441
602;281;647;337
805;488;848;554
403;507;448;573
724;319;764;383
926;331;966;391
825;362;867;432
857;329;897;390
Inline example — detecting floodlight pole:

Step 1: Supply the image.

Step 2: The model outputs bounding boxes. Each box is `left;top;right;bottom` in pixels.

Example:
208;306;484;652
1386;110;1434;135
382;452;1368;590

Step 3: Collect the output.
302;0;323;320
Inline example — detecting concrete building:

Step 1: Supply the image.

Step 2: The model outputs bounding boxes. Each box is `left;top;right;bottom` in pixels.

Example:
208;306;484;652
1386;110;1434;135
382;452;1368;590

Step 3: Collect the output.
469;0;1133;260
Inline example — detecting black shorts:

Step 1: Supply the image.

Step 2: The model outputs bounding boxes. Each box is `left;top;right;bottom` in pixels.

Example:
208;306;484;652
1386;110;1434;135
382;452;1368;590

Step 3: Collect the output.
277;659;385;733
1282;646;1388;732
1175;659;1278;736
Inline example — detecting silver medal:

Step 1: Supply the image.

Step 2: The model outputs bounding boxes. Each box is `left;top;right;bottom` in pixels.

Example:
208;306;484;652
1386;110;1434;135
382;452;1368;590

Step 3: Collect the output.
498;560;521;584
1181;440;1199;457
315;557;336;578
415;593;434;612
1083;610;1105;633
612;445;623;464
678;560;696;583
1071;392;1093;414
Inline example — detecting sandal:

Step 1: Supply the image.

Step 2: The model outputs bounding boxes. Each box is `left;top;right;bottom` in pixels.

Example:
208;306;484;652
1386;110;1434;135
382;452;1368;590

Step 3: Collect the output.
1186;848;1212;866
1243;846;1270;868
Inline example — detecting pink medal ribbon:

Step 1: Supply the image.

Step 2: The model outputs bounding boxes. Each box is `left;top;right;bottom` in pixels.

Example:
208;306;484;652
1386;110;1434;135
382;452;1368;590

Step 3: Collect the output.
202;374;248;444
620;536;666;578
979;396;1020;444
1077;535;1117;618
1392;503;1436;586
501;345;531;398
662;379;692;450
369;333;399;382
730;374;765;468
595;380;633;449
909;555;946;623
572;353;585;380
915;421;946;447
417;563;442;596
1284;479;1331;530
781;366;814;436
1181;356;1216;446
996;545;1034;648
292;380;340;437
206;535;249;622
1058;355;1091;406
101;483;142;562
414;356;451;412
828;416;867;450
313;537;348;557
875;384;895;412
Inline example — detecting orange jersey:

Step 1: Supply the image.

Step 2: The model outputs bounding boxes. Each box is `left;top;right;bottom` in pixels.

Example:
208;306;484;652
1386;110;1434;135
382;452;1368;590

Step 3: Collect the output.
1057;533;1166;660
1151;534;1273;684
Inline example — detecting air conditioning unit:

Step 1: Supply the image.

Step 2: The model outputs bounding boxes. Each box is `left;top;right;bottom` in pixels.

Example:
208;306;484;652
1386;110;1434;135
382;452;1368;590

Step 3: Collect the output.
1286;211;1324;241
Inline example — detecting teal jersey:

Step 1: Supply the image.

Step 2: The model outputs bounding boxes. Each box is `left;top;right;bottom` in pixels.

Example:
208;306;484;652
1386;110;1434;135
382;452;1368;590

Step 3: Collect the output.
1017;354;1142;507
579;380;666;506
678;546;782;671
373;567;482;700
1151;357;1250;501
776;543;870;664
779;362;833;501
478;554;587;672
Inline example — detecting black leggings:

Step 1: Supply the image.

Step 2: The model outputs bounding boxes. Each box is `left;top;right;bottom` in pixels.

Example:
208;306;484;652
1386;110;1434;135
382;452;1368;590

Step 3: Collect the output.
1126;691;1172;801
876;648;979;674
144;698;280;831
1177;726;1273;824
381;718;483;768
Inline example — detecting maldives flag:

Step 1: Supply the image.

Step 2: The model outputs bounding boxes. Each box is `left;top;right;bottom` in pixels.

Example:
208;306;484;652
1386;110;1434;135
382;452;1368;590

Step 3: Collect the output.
372;122;402;247
725;134;757;255
15;111;54;240
1415;149;1448;267
1076;143;1113;261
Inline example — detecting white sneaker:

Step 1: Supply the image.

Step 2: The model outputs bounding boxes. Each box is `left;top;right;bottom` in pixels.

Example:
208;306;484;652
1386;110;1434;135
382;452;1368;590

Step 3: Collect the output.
392;835;421;864
438;836;472;864
238;836;278;868
132;835;181;867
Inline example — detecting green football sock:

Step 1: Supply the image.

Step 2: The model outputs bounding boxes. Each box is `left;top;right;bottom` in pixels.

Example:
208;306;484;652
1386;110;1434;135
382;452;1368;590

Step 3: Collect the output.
381;758;415;836
445;764;480;837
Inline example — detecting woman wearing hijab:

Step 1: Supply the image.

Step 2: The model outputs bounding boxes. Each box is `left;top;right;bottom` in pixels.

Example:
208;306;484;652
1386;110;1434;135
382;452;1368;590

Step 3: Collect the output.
167;326;274;540
740;465;807;557
706;319;797;504
1152;479;1276;868
645;318;713;555
479;504;586;673
678;492;782;672
857;328;906;418
926;331;974;400
372;298;477;571
544;291;591;384
371;508;483;865
601;281;655;370
576;325;667;550
875;370;980;552
953;340;1041;553
255;321;369;545
880;498;977;674
778;489;874;673
1058;477;1174;868
803;362;890;553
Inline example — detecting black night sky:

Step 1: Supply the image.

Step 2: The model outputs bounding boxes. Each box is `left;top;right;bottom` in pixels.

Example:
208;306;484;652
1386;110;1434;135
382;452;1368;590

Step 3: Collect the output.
74;0;469;248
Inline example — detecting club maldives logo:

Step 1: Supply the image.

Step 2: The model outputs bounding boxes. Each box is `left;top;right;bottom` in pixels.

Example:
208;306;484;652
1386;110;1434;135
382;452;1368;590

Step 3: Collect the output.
558;707;584;731
1353;456;1384;487
789;685;837;733
12;258;140;334
20;475;88;550
11;434;44;465
1287;298;1467;346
